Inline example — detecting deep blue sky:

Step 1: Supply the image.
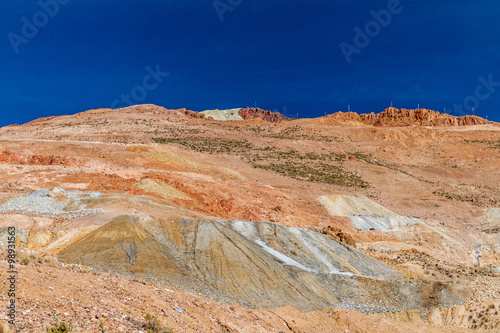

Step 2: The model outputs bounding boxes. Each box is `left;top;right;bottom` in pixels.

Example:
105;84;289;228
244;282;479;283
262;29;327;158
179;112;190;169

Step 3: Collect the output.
1;0;499;126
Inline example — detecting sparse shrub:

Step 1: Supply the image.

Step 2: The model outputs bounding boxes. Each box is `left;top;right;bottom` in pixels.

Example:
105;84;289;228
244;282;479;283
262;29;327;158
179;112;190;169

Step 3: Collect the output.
45;258;58;268
141;314;173;333
18;252;33;266
152;136;370;188
152;136;252;155
46;319;72;332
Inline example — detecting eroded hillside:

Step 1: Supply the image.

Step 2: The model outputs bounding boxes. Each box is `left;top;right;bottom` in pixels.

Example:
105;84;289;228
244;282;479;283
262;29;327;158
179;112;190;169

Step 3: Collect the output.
0;104;499;331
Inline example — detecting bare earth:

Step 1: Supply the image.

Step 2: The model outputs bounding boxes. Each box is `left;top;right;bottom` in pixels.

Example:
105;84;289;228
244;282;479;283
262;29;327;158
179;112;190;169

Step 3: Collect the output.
0;105;499;332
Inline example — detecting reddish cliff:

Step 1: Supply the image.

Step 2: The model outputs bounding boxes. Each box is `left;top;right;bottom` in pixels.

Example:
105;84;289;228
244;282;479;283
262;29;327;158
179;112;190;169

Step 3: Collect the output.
238;107;292;122
330;108;490;127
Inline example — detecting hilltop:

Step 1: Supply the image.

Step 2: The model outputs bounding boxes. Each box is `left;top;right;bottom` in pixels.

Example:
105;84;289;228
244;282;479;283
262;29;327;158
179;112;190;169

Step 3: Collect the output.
327;108;490;127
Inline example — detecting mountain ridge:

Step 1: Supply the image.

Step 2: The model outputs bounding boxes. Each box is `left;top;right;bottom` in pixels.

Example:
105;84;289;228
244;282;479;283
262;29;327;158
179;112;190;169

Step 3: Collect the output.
4;105;495;128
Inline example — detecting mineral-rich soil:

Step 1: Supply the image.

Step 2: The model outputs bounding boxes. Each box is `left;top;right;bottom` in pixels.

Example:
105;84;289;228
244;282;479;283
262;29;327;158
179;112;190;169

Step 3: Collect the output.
0;104;499;332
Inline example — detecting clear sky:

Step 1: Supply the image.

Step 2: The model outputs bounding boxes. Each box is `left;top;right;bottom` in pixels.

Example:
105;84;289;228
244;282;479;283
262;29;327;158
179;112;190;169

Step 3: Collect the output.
1;0;499;126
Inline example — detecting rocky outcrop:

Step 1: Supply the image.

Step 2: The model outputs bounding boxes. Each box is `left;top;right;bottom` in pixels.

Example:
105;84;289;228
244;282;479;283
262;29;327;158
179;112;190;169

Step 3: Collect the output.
180;108;206;119
26;229;53;250
320;225;357;248
0;151;24;163
182;107;291;122
238;107;292;122
0;151;74;166
318;194;418;232
200;108;243;121
330;108;490;127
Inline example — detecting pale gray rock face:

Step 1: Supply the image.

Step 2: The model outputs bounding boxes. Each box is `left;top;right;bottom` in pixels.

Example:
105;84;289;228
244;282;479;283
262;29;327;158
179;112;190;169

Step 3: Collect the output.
318;194;418;232
0;187;104;219
200;108;244;121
